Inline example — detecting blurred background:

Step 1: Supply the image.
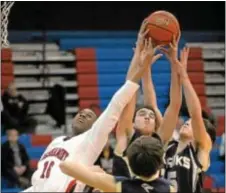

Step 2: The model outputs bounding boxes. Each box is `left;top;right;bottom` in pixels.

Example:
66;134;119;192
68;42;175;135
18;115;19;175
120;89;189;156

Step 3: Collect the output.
1;1;225;193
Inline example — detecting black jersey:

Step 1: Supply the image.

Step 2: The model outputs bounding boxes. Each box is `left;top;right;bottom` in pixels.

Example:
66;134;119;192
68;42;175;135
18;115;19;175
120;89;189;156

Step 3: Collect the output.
116;177;171;193
112;130;162;178
162;140;203;193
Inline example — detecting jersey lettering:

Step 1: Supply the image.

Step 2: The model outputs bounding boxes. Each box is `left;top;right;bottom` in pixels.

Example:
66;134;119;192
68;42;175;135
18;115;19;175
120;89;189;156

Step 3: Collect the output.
141;183;153;193
41;148;69;161
166;155;191;169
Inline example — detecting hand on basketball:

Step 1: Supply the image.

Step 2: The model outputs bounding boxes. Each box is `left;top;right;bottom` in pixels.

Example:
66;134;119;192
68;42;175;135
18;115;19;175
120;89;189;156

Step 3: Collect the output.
159;32;181;63
129;38;162;83
177;47;190;80
134;19;149;53
139;37;162;66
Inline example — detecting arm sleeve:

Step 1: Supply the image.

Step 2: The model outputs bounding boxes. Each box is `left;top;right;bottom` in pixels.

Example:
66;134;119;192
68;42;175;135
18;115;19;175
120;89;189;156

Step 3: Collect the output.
85;80;139;164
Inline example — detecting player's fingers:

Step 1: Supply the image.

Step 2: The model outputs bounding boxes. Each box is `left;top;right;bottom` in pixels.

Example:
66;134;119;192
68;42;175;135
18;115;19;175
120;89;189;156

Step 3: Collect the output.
142;18;149;27
172;35;177;46
154;44;164;52
180;49;185;65
169;43;174;49
152;54;163;63
177;31;181;43
181;47;188;63
140;19;149;32
143;29;149;37
148;37;153;49
159;47;168;54
185;47;190;58
144;39;148;50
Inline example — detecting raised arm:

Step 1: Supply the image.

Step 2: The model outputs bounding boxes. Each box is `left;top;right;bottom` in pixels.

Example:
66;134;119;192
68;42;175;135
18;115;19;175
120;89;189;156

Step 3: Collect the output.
117;19;148;139
142;64;163;130
117;20;163;140
85;80;139;160
157;36;183;145
178;50;212;151
84;36;158;164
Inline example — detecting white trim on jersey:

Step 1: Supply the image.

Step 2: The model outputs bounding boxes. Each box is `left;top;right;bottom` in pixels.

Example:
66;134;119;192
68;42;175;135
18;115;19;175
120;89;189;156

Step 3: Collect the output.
189;147;200;193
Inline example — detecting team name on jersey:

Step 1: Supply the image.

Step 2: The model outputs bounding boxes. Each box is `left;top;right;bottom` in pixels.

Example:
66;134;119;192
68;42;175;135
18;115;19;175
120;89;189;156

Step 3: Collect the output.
166;155;191;170
41;147;69;161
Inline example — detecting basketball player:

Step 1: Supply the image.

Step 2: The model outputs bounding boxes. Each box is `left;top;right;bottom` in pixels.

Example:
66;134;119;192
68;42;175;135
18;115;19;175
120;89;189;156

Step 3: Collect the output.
60;136;176;193
113;21;182;178
160;44;216;193
22;29;161;192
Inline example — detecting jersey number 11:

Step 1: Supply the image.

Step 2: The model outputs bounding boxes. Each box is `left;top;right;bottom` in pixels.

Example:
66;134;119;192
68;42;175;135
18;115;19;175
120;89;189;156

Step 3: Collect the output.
40;161;55;179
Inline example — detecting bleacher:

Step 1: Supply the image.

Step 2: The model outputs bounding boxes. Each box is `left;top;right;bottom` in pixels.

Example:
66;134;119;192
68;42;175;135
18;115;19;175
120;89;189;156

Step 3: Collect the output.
1;31;225;192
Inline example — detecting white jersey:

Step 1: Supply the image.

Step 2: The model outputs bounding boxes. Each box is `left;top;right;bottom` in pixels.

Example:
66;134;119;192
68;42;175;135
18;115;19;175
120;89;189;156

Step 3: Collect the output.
25;80;139;192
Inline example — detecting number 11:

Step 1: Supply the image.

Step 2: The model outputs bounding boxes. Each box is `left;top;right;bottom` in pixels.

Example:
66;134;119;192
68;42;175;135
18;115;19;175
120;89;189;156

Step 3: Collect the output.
40;161;55;179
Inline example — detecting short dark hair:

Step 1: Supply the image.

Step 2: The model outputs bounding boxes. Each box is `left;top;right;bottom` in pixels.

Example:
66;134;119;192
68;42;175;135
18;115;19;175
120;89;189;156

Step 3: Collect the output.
203;118;216;144
202;110;217;127
126;136;164;178
134;105;159;131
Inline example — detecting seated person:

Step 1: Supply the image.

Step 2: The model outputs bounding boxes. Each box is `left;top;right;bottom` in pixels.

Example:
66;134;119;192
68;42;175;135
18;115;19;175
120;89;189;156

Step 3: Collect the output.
2;82;37;134
2;128;32;188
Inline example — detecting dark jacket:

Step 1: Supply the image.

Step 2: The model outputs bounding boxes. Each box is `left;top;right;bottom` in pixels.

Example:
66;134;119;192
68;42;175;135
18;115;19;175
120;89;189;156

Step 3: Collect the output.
46;84;66;127
1;141;30;173
2;92;29;120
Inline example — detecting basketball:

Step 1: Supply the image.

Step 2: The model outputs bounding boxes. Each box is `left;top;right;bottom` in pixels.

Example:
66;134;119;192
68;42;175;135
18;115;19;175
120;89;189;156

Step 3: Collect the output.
146;11;180;45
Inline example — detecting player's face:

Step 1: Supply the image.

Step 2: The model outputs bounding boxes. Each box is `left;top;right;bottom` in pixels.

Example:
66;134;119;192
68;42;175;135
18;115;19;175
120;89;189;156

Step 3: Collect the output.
134;108;156;135
72;109;97;135
7;129;19;143
179;119;193;140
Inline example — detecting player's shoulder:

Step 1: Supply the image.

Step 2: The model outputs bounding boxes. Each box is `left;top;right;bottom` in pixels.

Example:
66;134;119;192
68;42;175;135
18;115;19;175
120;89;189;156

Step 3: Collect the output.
167;139;178;148
150;178;172;192
156;177;172;186
49;136;67;146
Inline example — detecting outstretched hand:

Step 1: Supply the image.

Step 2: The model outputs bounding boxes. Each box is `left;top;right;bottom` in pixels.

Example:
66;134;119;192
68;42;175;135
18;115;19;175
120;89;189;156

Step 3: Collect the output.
177;47;190;80
135;19;149;54
129;38;162;83
139;37;162;66
158;32;181;63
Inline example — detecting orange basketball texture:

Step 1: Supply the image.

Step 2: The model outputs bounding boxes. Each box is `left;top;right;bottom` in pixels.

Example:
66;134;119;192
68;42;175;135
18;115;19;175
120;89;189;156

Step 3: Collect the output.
146;11;180;45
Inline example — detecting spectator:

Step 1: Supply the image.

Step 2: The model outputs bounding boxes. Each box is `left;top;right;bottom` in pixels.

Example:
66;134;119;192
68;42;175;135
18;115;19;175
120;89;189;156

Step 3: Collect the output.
95;140;114;174
1;82;37;134
219;132;225;160
1;128;32;188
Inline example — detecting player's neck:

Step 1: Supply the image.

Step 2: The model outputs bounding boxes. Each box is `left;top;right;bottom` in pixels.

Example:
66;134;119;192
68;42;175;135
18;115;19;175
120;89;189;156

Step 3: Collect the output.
177;138;191;153
137;170;159;182
179;136;192;144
